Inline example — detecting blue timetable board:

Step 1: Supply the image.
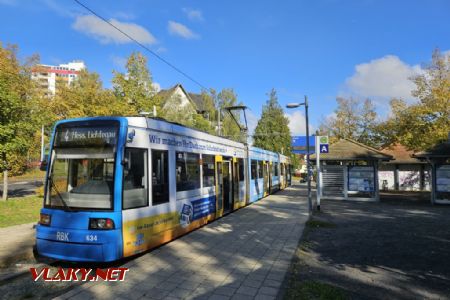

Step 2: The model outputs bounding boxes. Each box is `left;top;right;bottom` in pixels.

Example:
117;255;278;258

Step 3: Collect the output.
291;136;316;154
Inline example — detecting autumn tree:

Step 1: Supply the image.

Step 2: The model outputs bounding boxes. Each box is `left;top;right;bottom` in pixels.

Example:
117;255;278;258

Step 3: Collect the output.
112;52;160;115
216;88;242;142
51;69;122;120
320;97;379;147
253;89;292;154
376;49;450;150
0;44;40;200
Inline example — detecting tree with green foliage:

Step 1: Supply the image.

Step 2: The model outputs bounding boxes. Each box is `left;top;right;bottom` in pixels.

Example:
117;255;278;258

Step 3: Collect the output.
253;89;292;154
319;97;379;147
216;88;242;142
112;52;160;115
52;69;122;120
161;93;197;126
0;44;40;200
376;49;450;150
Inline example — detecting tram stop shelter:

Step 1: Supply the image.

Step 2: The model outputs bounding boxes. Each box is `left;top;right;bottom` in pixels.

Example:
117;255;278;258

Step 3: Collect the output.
379;143;431;191
311;139;392;202
413;141;450;204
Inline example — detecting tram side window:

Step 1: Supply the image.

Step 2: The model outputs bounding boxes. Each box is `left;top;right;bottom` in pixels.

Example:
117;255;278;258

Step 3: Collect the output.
176;152;200;192
273;163;279;176
258;161;264;178
152;150;169;205
123;148;148;209
202;155;215;187
238;158;245;182
251;160;257;179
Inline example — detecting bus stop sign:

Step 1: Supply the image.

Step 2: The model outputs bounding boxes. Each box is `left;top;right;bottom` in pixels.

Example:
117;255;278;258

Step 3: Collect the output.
320;144;329;153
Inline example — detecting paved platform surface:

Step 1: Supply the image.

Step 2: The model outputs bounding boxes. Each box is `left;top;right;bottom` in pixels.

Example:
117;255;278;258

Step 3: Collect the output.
0;222;36;267
58;183;309;300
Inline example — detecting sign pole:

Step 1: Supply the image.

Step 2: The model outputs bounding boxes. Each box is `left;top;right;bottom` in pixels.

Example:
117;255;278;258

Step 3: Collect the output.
316;136;321;211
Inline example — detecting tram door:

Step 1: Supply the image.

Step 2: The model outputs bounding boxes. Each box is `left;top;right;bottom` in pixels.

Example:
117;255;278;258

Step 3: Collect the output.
263;161;269;196
268;162;273;193
233;159;240;209
222;161;232;213
216;162;223;215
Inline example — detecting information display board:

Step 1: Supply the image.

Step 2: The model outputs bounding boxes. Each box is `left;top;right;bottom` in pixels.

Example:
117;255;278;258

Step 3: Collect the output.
348;166;375;192
436;165;450;192
54;122;119;148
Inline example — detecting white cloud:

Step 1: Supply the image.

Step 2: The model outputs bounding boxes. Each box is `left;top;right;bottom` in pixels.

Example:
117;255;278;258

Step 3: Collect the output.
42;0;78;18
343;55;422;103
285;111;314;136
72;15;157;45
156;47;167;54
246;110;258;135
0;0;16;5
182;8;204;22
112;12;136;20
152;82;161;92
110;55;127;70
168;21;199;39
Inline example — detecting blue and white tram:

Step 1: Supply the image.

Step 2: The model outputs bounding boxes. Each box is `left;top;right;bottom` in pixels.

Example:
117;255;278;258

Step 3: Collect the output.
36;116;290;262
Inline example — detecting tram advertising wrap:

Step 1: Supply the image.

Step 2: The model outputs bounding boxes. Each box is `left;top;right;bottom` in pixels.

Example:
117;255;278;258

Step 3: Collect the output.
36;116;292;262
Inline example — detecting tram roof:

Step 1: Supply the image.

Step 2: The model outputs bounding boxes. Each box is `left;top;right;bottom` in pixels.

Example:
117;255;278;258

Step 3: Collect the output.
127;116;246;150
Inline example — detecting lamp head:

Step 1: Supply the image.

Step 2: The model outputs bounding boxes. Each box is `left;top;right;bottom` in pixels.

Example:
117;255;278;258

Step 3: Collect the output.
286;103;302;108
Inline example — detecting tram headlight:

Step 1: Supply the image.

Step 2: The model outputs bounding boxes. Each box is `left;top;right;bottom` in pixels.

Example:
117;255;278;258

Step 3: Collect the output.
89;218;115;230
39;213;51;226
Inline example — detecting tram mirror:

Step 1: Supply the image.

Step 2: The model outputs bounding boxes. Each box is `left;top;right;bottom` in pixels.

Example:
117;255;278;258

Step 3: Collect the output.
39;159;48;171
122;157;130;170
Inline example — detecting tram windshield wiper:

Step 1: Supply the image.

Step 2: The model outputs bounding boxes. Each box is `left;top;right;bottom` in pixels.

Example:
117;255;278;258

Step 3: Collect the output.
48;176;72;212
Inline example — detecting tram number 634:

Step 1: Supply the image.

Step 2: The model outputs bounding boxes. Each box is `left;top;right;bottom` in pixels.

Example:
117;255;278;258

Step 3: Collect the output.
86;234;98;242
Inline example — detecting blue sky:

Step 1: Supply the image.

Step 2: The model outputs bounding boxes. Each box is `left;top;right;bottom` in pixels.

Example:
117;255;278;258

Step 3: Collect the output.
1;0;449;135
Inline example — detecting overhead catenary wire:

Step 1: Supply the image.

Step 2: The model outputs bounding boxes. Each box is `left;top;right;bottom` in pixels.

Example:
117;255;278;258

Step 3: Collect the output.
73;0;210;91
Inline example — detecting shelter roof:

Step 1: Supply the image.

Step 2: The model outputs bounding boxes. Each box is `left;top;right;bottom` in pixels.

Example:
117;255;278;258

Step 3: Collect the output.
380;143;425;164
310;139;392;161
413;142;450;159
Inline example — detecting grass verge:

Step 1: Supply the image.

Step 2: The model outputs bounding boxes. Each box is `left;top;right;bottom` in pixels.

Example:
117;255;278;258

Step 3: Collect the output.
306;219;336;229
0;195;42;228
285;280;348;300
9;168;45;182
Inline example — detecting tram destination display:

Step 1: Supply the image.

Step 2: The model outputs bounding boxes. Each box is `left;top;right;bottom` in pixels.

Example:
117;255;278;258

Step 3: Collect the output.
54;124;118;148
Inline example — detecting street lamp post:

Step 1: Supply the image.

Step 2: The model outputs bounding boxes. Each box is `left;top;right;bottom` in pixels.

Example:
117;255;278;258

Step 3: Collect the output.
287;96;312;216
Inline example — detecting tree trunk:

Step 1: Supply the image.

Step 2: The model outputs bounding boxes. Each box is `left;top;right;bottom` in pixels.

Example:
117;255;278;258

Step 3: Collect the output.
2;152;7;201
2;169;7;201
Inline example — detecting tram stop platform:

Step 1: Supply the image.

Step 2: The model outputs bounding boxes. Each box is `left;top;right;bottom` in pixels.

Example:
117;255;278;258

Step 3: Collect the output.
59;183;309;300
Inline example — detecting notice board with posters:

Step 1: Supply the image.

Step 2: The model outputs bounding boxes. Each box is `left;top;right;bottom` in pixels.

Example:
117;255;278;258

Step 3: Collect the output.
436;165;450;192
348;166;375;192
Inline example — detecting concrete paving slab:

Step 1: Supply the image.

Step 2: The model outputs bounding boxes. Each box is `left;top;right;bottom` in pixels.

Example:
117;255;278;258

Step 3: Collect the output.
58;183;309;300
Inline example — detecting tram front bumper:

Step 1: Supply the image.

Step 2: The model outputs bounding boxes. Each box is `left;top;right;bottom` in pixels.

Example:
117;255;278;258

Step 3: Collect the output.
36;224;121;262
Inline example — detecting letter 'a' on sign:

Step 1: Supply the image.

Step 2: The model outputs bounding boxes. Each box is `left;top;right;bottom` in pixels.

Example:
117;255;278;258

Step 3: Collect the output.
320;144;329;153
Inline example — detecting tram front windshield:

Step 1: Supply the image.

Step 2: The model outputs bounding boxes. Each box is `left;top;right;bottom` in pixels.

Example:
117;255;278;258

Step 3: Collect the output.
45;124;118;210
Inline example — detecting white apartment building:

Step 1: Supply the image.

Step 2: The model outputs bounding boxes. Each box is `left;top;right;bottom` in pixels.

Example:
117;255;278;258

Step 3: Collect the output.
32;60;86;95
